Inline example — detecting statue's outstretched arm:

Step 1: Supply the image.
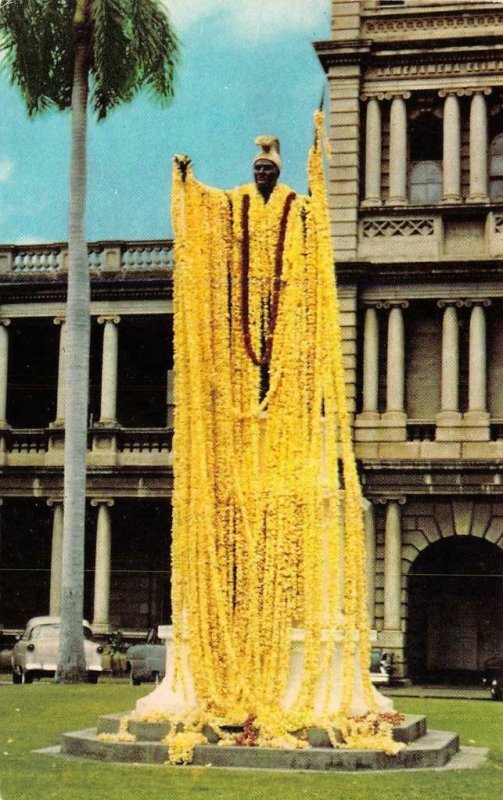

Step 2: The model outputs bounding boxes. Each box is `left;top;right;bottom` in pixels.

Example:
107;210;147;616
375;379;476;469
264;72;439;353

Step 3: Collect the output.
172;154;226;197
173;154;192;183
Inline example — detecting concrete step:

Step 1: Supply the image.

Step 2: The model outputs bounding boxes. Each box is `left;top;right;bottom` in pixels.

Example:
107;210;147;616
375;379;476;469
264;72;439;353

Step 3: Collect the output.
61;726;459;771
95;712;427;746
63;728;169;764
190;730;459;771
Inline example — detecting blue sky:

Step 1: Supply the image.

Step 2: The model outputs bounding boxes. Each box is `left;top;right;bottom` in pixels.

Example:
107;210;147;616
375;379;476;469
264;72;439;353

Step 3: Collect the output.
0;0;330;245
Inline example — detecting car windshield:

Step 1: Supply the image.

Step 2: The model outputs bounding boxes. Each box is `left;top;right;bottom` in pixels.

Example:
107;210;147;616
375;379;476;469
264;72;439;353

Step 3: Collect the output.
29;624;94;641
30;624;60;640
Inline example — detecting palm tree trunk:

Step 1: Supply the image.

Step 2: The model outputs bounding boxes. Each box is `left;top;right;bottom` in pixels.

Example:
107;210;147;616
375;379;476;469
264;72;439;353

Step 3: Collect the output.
56;27;90;683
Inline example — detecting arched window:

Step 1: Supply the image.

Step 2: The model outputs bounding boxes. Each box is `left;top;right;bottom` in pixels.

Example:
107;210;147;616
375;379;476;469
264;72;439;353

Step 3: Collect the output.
490;133;503;201
409;109;442;205
410;161;442;205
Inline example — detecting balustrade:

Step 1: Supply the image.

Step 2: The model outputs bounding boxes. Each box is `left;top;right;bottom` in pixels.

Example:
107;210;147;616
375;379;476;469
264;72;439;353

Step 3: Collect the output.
0;240;174;275
0;426;174;454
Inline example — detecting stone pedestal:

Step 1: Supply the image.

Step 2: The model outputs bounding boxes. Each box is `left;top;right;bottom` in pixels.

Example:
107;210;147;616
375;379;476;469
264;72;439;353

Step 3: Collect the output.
135;626;392;721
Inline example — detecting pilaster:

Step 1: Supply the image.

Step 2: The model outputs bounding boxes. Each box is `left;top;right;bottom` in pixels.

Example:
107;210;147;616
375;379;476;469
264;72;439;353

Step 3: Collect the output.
332;0;362;40
382;302;408;432
47;498;64;616
91;498;114;633
51;317;67;428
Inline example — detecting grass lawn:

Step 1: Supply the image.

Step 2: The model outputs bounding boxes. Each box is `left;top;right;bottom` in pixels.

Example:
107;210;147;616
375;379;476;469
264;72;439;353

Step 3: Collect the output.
1;681;503;800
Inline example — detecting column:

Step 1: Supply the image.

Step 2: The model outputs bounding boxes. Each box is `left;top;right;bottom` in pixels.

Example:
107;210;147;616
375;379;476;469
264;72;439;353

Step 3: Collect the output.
97;316;120;426
469;91;489;203
442;93;461;202
91;498;114;632
364;97;382;205
167;368;174;428
362;305;379;416
388;95;408;205
468;302;489;415
52;318;66;426
385;303;407;417
0;319;10;427
48;499;64;615
383;500;402;632
438;302;460;417
363;499;376;627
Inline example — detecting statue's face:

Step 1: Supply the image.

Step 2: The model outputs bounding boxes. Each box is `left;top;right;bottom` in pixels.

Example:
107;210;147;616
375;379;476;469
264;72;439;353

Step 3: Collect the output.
254;159;280;194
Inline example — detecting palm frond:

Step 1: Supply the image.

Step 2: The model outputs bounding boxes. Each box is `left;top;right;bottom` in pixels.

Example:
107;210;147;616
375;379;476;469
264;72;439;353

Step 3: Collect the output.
128;0;179;104
0;0;180;121
0;0;76;114
89;0;135;119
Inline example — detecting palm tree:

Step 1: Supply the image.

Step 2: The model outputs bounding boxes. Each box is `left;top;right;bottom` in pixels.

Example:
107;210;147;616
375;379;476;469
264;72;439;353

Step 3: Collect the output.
0;0;179;682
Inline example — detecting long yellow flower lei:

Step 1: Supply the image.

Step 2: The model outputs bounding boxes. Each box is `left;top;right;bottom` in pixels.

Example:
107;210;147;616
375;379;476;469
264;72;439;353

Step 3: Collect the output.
168;112;387;756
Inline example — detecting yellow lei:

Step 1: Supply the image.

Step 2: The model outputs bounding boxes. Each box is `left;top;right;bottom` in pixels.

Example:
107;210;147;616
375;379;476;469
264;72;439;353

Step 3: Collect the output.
169;112;381;750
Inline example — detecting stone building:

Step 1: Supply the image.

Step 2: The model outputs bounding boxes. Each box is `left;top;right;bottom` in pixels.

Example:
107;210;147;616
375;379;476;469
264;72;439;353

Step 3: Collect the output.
2;0;503;679
315;0;503;678
0;243;174;638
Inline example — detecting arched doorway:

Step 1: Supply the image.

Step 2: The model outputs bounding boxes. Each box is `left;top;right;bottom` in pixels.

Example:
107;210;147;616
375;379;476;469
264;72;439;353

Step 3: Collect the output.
407;536;503;682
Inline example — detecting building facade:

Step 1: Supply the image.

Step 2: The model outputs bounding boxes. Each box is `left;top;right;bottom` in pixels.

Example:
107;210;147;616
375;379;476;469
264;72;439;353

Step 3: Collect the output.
0;243;174;638
2;0;503;678
316;0;503;678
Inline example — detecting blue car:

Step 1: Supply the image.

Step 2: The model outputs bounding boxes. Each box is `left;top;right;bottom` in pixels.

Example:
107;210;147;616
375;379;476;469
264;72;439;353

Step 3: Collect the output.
126;643;166;685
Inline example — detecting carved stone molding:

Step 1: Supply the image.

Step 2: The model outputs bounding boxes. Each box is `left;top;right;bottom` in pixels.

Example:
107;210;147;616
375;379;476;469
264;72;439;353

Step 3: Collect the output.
372;300;409;311
372;496;407;506
366;60;503;83
90;498;115;508
362;218;435;238
437;299;467;309
437;298;491;309
97;315;121;325
439;87;492;98
364;14;503;38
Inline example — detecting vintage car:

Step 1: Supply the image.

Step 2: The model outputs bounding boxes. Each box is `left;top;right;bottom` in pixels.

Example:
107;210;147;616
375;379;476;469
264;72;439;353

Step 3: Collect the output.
370;648;394;685
481;656;503;701
11;616;104;684
126;643;166;685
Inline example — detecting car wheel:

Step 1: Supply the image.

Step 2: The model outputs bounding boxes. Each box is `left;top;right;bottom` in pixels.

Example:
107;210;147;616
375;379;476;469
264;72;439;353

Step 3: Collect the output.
22;670;33;684
130;674;141;686
12;670;22;685
87;672;99;684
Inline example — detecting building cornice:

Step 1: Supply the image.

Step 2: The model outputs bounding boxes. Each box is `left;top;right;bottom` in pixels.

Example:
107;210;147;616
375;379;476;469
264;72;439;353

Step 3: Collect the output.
336;258;503;285
360;459;503;497
0;276;173;304
314;39;371;71
363;6;503;43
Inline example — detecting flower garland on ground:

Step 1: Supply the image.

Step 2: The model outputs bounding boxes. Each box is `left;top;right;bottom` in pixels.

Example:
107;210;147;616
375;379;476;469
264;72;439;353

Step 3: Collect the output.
164;111;394;760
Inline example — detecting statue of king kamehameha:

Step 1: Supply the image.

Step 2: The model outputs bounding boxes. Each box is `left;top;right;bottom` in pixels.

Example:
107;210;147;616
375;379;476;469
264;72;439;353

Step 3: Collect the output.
135;112;395;754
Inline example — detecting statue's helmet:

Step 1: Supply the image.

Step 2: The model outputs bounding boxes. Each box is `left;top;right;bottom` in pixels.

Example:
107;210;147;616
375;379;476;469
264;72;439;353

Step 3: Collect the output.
253;136;281;173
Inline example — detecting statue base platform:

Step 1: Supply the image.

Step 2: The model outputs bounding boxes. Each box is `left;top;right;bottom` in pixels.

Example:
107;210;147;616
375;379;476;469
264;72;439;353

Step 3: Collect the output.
59;712;466;771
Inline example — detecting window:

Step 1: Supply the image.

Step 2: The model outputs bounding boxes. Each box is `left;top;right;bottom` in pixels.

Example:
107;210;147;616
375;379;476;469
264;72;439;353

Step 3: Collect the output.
409;109;442;204
490;133;503;201
410;161;442;204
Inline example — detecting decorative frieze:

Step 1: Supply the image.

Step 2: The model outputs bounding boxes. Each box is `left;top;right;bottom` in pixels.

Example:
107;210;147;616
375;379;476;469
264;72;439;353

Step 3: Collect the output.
362;218;435;238
365;60;503;83
364;14;503;38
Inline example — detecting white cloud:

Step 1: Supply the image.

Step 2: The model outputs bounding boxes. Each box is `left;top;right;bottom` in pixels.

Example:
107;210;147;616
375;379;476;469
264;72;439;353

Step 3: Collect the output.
164;0;330;40
14;235;49;245
163;0;222;30
0;158;14;183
